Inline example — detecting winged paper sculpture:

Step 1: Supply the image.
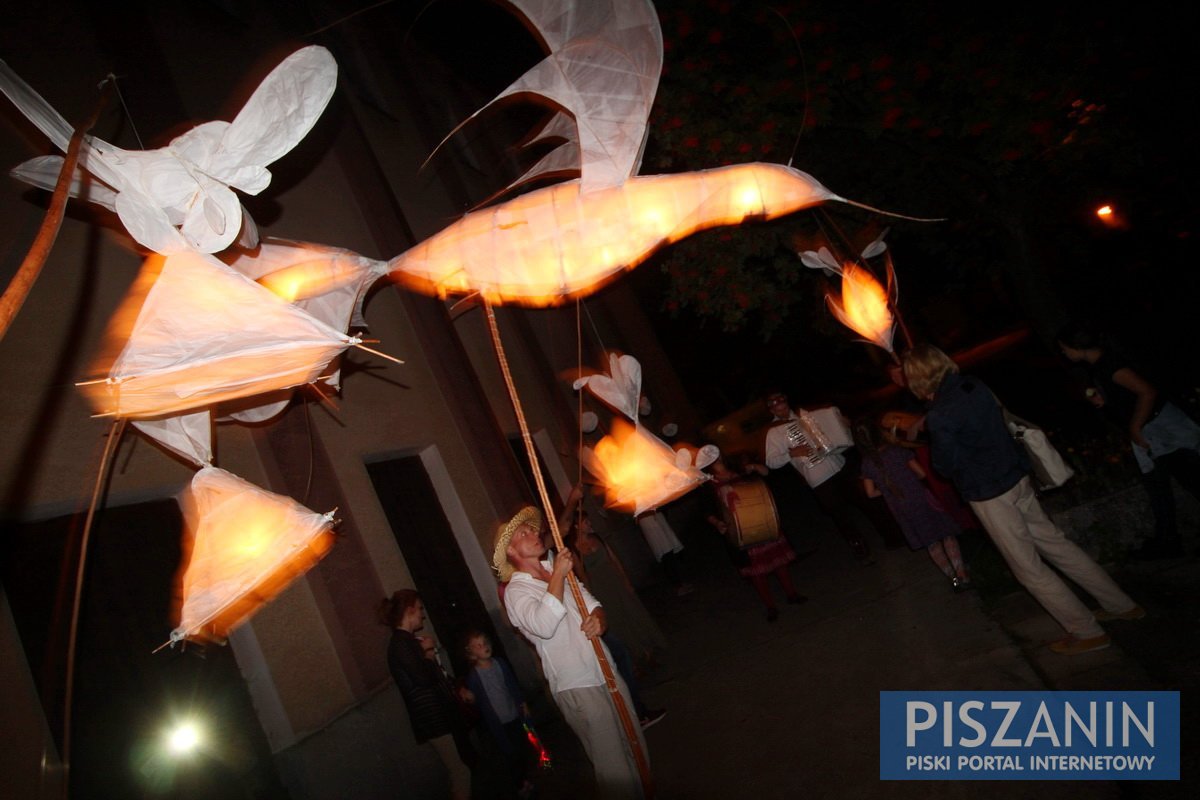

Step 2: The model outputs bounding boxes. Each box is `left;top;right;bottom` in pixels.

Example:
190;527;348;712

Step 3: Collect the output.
800;231;898;352
0;46;337;254
389;0;843;306
580;418;716;516
171;466;336;644
80;250;361;465
437;0;662;194
573;352;642;422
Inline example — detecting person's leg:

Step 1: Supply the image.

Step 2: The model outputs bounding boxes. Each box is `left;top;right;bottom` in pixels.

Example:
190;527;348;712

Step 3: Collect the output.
749;574;776;609
813;474;872;560
428;734;472;800
1012;479;1138;616
602;632;647;718
556;681;648;800
941;535;968;580
772;564;804;602
970;481;1105;640
926;540;956;578
1140;463;1181;555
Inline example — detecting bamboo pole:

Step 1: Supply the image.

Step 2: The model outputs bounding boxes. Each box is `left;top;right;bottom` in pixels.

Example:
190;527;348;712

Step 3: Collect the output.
0;79;112;342
483;301;653;798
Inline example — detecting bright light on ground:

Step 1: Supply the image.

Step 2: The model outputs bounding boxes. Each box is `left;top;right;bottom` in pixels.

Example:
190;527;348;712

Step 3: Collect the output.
166;722;202;755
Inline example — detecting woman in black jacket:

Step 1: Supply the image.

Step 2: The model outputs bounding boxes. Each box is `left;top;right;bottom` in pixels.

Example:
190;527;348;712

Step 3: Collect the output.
380;589;472;799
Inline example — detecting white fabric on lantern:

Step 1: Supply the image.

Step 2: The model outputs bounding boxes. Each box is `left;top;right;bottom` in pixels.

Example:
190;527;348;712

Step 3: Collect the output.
580;418;717;516
81;250;359;419
437;0;662;194
131;411;213;467
391;162;839;305
0;46;337;254
172;466;336;644
574;352;642;422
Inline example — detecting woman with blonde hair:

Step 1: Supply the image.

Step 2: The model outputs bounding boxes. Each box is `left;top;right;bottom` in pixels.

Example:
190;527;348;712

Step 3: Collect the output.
901;344;1143;655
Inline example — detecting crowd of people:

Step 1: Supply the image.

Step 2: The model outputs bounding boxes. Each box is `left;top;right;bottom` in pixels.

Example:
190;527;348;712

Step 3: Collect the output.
380;331;1194;798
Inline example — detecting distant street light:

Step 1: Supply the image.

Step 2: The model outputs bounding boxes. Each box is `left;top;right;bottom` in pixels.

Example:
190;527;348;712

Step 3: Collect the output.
165;721;202;756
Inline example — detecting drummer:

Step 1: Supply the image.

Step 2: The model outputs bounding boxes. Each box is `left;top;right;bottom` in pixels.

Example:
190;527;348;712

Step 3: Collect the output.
704;457;807;623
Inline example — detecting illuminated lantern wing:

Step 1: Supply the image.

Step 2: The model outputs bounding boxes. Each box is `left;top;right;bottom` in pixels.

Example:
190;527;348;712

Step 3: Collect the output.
826;262;896;353
440;0;662;193
172;466;336;644
218;239;389;423
391;162;838;305
573;352;641;422
81;251;359;419
580;419;713;516
225;238;389;330
1;46;337;254
131;411;213;467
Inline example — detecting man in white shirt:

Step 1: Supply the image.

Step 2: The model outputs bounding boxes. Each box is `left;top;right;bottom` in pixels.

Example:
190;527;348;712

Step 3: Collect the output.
763;391;876;562
494;507;648;799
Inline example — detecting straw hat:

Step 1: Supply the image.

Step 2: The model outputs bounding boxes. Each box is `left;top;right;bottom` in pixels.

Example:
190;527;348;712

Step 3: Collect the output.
493;506;542;582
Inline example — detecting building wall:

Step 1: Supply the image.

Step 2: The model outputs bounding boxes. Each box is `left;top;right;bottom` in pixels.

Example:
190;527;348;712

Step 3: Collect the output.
1;3;700;797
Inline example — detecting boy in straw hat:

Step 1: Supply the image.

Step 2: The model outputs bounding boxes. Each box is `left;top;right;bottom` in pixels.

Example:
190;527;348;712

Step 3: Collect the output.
495;506;649;799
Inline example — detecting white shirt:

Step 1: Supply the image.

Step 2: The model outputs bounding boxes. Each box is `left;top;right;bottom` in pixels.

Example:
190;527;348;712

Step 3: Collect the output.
764;409;846;488
504;557;609;694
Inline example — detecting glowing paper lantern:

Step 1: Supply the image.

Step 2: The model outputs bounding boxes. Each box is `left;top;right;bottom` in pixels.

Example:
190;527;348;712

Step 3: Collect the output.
391;163;839;305
0;46;337;254
827;262;896;353
172;466;336;644
580;418;717;515
80;250;360;419
801;237;899;353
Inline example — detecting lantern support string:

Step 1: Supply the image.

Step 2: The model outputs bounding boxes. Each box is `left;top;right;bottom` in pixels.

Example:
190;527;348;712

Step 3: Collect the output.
107;73;144;149
580;298;609;356
61;417;127;794
765;7;810;169
575;299;584;528
0;78;112;342
482;300;653;798
302;398;316;504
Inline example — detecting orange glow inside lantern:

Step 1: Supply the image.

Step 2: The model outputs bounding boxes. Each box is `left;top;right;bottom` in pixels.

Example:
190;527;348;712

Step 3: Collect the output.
1096;205;1113;218
390;162;835;307
172;468;336;644
585;419;706;513
827;262;895;352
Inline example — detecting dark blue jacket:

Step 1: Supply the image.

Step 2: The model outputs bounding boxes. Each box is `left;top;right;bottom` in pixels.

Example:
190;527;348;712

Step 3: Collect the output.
926;373;1030;501
464;657;526;754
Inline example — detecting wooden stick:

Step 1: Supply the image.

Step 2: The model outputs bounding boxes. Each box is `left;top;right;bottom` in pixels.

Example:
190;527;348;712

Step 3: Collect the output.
0;80;112;342
353;343;405;365
483;301;653;797
61;418;126;796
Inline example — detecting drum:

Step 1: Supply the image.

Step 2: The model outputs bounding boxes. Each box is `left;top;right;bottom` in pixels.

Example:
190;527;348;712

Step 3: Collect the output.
721;479;781;549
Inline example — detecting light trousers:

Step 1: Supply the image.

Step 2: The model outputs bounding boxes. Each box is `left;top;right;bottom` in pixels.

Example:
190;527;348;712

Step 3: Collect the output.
428;733;471;800
556;676;649;800
970;477;1136;639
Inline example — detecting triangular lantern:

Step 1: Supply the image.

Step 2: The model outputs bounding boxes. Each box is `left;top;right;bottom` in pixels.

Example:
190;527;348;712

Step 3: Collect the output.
81;250;359;419
171;466;336;644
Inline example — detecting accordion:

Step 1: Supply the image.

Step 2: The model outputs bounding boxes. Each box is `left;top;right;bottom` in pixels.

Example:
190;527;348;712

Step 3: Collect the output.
780;407;853;466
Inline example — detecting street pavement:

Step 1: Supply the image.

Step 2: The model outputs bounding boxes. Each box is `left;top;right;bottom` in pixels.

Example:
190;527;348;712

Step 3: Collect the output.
616;522;1193;800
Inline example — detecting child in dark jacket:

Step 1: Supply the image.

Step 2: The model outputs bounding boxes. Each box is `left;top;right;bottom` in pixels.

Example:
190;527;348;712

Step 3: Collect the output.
461;630;535;797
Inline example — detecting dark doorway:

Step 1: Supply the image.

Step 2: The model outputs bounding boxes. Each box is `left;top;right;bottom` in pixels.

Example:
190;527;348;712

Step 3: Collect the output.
0;499;287;799
365;454;503;676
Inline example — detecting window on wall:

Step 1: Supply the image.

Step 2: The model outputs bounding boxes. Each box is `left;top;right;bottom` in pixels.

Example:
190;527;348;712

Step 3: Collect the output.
0;500;284;799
